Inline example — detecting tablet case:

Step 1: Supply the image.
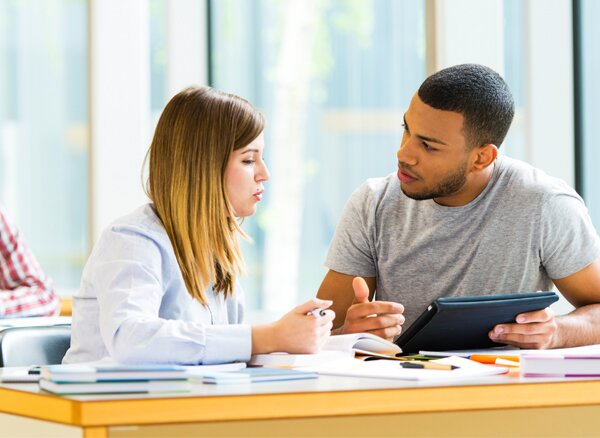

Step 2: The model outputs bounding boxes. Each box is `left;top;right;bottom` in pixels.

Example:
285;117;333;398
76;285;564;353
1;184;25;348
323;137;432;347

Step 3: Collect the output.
395;292;559;353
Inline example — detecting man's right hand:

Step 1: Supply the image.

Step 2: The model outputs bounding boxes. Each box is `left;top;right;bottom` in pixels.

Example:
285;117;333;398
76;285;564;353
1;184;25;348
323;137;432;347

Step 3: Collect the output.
337;277;405;341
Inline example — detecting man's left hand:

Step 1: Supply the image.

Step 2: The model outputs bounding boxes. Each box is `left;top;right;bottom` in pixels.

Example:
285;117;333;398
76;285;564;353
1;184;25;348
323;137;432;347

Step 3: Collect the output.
489;307;558;349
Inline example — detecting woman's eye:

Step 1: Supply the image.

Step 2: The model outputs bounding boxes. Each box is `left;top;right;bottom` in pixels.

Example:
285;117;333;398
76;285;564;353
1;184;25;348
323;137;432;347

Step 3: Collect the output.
242;160;255;165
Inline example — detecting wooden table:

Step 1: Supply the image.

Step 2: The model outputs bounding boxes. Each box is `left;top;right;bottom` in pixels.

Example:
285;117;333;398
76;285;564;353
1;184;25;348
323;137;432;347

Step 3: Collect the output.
1;370;600;437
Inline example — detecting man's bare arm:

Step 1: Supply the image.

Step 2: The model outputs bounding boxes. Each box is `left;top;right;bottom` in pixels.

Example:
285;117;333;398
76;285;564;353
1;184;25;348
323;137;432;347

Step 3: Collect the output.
491;257;600;348
317;270;404;340
317;270;375;329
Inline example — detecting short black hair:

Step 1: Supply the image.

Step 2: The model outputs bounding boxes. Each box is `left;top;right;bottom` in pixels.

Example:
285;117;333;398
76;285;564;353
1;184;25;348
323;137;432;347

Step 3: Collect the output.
417;64;515;148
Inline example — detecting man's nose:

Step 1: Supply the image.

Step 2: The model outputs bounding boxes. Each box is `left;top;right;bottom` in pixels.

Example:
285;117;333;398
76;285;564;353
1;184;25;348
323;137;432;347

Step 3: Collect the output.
397;140;417;166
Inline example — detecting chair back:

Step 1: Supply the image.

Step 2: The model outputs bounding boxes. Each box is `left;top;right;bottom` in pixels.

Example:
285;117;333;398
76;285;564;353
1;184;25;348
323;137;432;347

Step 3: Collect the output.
0;325;71;367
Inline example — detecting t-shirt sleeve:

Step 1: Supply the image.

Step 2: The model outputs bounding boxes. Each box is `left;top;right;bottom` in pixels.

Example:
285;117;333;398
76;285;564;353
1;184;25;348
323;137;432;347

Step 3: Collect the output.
324;183;377;277
540;192;600;279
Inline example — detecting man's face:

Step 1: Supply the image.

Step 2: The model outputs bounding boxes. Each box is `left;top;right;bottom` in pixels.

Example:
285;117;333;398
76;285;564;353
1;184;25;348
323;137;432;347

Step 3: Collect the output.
397;93;474;206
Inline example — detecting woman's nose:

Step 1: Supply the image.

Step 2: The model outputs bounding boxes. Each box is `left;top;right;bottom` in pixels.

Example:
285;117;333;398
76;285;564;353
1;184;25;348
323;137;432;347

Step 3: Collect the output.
256;160;270;182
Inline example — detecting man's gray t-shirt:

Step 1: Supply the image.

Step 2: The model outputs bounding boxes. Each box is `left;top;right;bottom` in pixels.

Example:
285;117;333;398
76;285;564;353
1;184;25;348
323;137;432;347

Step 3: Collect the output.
325;155;600;328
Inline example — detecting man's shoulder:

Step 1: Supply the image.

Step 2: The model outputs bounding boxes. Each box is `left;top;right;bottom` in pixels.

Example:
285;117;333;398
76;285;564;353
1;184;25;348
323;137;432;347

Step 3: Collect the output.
496;155;578;199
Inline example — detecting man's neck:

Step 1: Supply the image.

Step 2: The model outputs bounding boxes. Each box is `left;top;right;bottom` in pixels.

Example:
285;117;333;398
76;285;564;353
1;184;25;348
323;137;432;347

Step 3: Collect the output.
433;161;496;207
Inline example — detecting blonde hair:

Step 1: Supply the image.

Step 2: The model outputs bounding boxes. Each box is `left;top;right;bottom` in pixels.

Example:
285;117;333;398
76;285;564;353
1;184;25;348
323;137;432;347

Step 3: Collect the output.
146;86;265;305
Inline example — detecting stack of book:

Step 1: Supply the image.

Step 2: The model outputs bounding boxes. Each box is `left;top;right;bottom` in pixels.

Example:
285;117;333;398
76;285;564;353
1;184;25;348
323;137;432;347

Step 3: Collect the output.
39;364;191;394
521;353;600;377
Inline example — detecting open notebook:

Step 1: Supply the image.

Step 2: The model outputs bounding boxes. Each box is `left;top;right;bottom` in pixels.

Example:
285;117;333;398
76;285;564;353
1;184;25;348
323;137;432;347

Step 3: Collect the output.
302;355;509;381
249;333;401;367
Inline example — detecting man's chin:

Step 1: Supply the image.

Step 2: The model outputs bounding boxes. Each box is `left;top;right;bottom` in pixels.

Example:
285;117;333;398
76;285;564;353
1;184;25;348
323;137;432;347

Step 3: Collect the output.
400;186;434;201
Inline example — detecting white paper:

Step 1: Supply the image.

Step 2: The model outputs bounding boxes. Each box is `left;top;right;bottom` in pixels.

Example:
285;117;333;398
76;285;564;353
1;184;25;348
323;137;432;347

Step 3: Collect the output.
0;367;40;383
0;316;71;329
302;357;508;381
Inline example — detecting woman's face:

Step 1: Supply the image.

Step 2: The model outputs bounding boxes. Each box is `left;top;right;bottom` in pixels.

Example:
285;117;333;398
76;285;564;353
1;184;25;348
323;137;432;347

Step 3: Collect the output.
224;133;270;217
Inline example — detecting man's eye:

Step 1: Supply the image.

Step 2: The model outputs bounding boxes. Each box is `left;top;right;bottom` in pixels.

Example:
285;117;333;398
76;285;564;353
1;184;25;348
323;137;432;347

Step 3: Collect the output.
422;142;436;151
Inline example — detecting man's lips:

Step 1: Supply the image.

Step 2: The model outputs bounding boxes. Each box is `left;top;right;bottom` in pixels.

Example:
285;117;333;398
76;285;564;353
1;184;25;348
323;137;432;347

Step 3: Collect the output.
397;168;417;183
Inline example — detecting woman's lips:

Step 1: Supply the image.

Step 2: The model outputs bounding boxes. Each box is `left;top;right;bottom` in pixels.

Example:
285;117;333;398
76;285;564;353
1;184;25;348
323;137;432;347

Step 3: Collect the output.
253;190;263;201
397;169;417;183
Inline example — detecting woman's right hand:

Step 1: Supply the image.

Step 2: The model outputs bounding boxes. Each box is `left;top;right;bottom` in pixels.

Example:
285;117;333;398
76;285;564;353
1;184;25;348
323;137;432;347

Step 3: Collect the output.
251;298;335;354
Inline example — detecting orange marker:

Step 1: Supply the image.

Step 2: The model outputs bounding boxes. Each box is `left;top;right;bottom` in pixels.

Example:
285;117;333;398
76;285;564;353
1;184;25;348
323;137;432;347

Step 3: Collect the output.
468;354;520;364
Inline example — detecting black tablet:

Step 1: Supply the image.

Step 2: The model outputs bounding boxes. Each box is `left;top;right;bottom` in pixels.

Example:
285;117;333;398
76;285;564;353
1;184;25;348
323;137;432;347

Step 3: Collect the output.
394;292;559;353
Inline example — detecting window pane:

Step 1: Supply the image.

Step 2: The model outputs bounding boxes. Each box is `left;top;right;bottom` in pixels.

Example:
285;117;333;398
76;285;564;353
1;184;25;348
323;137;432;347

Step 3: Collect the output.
579;0;600;227
210;0;426;316
0;0;88;293
149;0;168;127
503;0;527;161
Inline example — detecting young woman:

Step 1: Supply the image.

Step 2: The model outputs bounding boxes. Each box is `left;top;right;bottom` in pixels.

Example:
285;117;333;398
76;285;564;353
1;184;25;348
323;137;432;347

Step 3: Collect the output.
63;87;334;365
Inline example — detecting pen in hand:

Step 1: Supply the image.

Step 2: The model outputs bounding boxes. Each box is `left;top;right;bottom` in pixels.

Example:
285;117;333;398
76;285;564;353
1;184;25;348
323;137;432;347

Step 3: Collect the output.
307;308;326;317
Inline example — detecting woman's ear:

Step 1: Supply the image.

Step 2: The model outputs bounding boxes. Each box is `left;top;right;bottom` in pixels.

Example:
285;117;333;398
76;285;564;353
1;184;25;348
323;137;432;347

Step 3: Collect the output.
472;144;498;170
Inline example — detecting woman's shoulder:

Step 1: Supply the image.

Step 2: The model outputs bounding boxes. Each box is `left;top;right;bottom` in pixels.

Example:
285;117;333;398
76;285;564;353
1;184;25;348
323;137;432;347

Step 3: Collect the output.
111;204;164;232
99;204;170;251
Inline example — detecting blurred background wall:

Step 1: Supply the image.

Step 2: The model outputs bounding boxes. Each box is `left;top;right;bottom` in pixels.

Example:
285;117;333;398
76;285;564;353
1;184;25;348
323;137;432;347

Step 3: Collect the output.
1;0;598;320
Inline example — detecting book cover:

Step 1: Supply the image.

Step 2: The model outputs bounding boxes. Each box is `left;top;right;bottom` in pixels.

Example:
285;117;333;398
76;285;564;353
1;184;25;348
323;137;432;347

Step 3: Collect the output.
42;363;247;383
39;378;191;394
41;364;188;383
201;368;318;384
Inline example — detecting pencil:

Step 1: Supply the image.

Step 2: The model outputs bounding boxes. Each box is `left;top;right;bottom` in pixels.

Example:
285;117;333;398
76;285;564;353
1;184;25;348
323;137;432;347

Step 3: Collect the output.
400;361;458;371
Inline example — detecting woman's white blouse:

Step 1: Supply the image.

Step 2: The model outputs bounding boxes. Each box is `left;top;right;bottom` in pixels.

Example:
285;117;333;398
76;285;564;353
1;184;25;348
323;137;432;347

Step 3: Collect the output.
62;204;251;365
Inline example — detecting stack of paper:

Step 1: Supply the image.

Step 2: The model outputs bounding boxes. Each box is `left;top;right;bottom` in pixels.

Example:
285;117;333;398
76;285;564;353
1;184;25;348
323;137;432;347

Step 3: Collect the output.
39;364;191;394
521;353;600;377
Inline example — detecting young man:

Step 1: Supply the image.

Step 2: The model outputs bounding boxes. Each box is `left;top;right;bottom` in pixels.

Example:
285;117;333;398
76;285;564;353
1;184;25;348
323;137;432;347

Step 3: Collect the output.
0;206;60;318
317;64;600;349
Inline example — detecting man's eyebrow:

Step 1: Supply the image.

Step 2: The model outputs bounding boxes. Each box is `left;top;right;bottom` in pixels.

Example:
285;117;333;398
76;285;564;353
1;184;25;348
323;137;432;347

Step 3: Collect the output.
403;114;448;146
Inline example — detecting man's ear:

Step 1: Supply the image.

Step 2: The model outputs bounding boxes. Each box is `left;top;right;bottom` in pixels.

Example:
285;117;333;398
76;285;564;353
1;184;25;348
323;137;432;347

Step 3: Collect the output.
472;144;498;170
